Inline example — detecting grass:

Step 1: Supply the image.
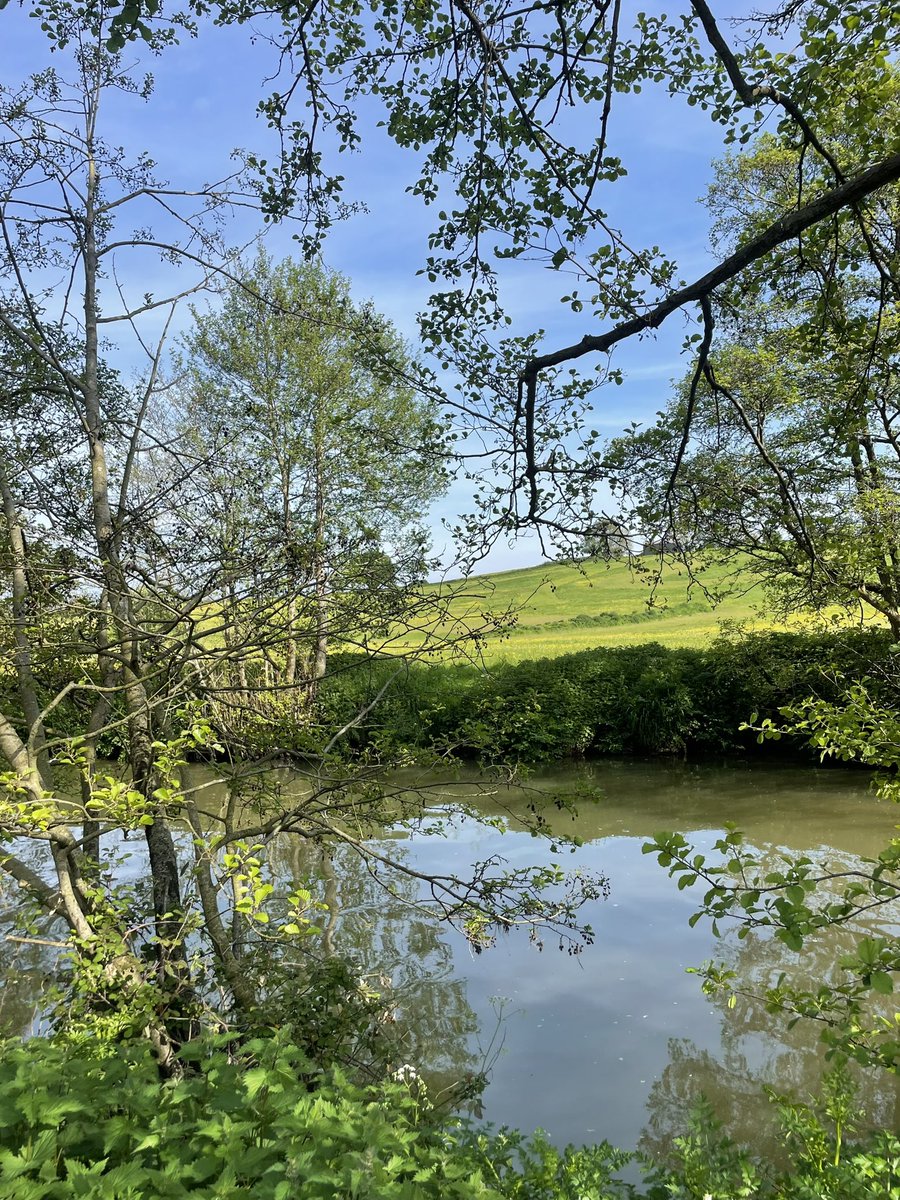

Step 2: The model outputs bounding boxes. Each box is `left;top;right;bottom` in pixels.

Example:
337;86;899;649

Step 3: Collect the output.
392;555;784;663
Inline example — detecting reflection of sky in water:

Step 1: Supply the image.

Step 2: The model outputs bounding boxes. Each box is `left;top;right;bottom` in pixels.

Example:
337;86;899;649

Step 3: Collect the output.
323;760;900;1153
2;759;899;1153
365;825;728;1151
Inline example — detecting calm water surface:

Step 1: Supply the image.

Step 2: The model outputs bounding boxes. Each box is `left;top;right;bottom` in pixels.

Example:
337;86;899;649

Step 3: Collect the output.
3;759;899;1156
277;759;900;1154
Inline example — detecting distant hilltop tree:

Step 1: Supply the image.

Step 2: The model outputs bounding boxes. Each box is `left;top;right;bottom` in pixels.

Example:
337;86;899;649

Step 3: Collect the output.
581;520;632;560
641;537;680;556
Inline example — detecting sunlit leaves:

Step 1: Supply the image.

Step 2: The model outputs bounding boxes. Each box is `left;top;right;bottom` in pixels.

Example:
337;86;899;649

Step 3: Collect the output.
645;675;900;1072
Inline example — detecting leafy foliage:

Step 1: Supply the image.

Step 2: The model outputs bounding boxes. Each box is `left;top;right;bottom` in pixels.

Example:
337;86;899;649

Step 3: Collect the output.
318;629;894;763
0;1034;496;1199
0;11;600;1049
639;1077;900;1200
0;1034;897;1199
172;250;444;690
51;0;900;561
605;113;900;636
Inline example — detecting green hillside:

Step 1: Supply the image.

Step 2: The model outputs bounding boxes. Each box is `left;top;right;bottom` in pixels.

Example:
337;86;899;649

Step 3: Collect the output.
415;555;777;662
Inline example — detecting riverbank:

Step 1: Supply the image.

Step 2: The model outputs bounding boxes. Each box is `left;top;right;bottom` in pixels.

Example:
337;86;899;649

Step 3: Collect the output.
304;628;895;764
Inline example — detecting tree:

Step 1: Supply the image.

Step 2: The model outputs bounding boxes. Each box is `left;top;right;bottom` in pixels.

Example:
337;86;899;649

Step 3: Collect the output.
81;0;900;562
580;517;631;562
174;251;445;690
606;315;900;631
603;107;900;633
0;5;249;1052
0;2;605;1059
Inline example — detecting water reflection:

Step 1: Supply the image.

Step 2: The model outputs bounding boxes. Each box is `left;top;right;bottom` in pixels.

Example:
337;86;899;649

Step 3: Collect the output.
286;760;900;1151
0;836;66;1038
2;758;898;1153
640;926;900;1162
0;932;55;1037
274;835;484;1100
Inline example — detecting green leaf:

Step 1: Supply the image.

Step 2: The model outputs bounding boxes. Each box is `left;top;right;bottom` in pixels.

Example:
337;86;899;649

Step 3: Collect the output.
870;972;894;995
778;929;804;952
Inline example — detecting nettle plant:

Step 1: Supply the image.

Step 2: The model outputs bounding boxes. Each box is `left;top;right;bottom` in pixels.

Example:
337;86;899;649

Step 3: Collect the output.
1;1033;898;1199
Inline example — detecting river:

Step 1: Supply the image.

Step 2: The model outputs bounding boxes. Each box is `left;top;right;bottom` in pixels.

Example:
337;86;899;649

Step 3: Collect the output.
2;758;898;1157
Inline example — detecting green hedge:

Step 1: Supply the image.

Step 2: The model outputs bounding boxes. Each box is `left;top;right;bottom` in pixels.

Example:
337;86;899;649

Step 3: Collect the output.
318;630;895;763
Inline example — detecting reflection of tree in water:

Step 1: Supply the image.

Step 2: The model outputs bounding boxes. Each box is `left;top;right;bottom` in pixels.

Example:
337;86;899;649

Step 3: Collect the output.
273;833;483;1100
0;843;66;1037
642;1036;782;1162
640;841;900;1162
0;933;56;1038
642;1024;900;1167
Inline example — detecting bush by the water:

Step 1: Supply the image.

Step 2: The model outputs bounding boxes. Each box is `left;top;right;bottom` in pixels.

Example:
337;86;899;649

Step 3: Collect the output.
17;629;891;766
315;629;894;763
1;1035;897;1199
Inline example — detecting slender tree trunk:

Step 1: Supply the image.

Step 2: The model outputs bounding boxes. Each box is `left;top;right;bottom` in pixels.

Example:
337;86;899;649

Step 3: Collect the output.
320;846;339;958
848;432;900;637
224;580;250;704
0;704;91;936
223;780;245;958
79;729;104;865
313;429;329;682
275;441;301;689
82;115;190;1003
185;799;258;1013
80;596;114;865
0;457;50;785
285;594;298;688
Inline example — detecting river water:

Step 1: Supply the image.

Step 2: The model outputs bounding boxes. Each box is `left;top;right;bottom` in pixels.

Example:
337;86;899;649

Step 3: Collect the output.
2;758;898;1156
274;759;900;1156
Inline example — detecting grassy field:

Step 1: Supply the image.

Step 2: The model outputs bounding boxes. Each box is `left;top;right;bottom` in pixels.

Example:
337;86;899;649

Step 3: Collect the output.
401;556;792;663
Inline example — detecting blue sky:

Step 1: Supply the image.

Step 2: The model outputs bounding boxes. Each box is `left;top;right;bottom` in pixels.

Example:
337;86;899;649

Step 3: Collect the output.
0;3;738;573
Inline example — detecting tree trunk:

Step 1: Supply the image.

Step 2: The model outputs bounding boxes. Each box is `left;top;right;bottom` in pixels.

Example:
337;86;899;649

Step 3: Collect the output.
80;598;115;866
0;458;50;785
285;594;298;688
313;427;329;683
185;799;258;1013
320;846;339;958
82;121;191;1010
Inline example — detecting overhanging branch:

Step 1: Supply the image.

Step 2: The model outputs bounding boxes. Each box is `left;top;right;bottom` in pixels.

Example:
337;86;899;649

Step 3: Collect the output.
519;147;900;516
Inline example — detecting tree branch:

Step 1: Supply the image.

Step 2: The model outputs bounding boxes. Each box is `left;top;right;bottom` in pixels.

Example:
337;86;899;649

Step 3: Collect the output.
519;148;900;516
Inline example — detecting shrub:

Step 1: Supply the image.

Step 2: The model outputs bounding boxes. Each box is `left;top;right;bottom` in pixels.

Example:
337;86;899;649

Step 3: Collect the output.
314;631;894;765
0;1035;496;1199
0;1036;897;1199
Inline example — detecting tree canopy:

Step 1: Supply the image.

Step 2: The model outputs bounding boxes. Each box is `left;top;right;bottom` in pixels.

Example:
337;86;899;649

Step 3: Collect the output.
174;251;445;685
605;111;900;632
54;0;900;559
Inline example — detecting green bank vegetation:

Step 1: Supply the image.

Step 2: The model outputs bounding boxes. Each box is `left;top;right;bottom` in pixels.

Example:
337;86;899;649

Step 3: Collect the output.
1;1035;897;1199
317;628;894;763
